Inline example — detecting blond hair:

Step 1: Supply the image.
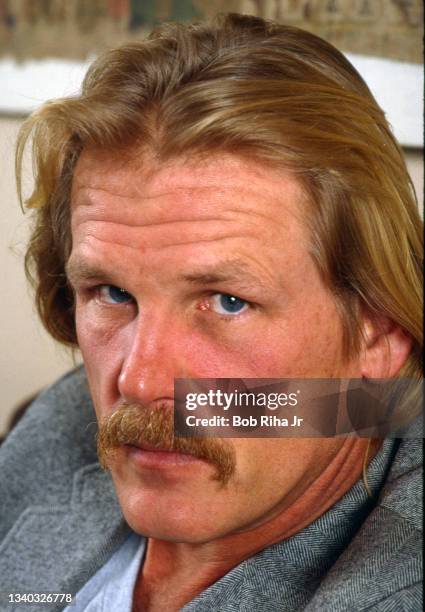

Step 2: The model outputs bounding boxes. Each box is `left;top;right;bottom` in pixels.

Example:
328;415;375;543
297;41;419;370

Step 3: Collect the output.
16;13;423;377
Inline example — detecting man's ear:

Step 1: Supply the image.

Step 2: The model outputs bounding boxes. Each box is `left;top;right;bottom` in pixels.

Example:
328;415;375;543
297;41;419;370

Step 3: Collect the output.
360;314;413;378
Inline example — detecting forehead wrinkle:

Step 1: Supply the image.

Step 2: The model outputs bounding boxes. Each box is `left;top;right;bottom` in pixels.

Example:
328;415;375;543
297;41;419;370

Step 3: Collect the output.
71;178;243;204
76;233;251;252
71;183;191;206
72;177;301;221
71;214;264;253
72;149;308;217
72;171;307;238
72;214;237;231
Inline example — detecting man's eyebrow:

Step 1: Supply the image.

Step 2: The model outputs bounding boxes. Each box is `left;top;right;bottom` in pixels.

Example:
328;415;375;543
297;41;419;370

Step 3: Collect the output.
66;258;272;292
65;259;109;286
181;261;268;290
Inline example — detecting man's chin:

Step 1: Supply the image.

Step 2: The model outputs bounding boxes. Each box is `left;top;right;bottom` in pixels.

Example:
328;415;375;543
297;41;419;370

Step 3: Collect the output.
113;484;226;543
107;459;239;543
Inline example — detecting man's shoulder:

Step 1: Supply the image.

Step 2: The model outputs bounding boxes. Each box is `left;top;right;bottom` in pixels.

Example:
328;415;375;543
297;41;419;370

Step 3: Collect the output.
180;437;423;612
0;368;99;529
0;369;130;601
305;436;423;611
380;435;422;528
1;366;96;464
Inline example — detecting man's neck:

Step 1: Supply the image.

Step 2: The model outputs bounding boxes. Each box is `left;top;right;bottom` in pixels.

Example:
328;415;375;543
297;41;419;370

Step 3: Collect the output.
132;438;380;612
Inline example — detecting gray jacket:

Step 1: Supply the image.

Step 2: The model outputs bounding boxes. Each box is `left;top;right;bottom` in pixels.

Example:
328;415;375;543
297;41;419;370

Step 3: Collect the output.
0;368;422;611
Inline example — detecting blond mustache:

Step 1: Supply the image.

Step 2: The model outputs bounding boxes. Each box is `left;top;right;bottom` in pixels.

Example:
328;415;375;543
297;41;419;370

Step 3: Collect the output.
97;403;236;485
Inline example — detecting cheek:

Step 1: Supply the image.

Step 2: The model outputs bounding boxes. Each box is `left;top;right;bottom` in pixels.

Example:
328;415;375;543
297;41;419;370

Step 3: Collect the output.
76;302;107;363
212;304;346;378
75;294;136;354
278;302;347;377
190;310;339;378
75;301;128;404
222;438;344;527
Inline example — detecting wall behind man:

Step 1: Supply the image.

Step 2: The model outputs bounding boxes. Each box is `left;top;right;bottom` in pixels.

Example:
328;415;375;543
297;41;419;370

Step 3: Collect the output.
0;114;422;437
0;116;80;437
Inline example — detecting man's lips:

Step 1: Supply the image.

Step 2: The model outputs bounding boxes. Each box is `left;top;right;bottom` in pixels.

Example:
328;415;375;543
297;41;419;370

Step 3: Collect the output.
125;443;206;468
127;441;173;453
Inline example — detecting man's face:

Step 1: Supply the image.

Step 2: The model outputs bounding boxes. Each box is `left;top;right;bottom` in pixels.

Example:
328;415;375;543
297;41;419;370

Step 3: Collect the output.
69;150;363;543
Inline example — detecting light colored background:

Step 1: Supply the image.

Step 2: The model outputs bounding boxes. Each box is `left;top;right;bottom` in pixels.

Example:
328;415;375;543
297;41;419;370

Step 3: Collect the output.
0;116;80;436
0;115;422;436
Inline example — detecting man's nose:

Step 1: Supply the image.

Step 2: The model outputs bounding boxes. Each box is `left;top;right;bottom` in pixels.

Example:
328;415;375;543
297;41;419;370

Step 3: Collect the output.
117;312;189;406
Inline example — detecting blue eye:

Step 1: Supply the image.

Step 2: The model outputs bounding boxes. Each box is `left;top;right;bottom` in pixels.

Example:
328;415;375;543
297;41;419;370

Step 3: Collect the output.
98;285;133;304
211;294;248;316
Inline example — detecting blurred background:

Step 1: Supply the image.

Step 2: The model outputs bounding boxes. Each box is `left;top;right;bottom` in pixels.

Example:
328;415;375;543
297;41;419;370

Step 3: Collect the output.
0;0;423;436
